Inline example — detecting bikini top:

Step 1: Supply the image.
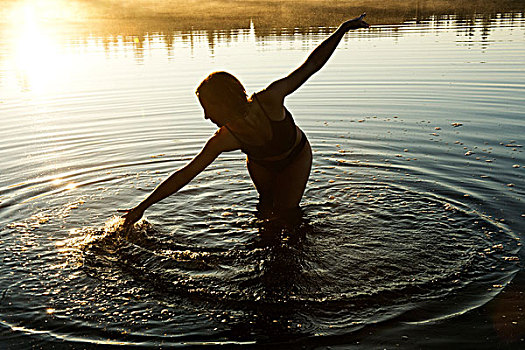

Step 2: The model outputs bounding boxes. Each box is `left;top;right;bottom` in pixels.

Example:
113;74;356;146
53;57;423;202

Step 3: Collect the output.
225;94;297;160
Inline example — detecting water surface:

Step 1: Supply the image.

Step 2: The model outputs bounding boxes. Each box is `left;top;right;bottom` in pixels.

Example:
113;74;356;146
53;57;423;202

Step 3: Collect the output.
0;5;524;349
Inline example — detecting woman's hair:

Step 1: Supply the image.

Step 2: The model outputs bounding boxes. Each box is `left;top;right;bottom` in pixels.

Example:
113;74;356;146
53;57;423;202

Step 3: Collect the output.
196;71;248;119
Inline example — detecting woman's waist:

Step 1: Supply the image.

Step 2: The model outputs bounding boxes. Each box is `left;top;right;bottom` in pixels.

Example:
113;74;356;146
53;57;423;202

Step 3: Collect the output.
247;126;306;162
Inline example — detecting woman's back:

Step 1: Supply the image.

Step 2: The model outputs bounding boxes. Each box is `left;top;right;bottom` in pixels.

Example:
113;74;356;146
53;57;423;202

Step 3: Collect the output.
225;93;297;159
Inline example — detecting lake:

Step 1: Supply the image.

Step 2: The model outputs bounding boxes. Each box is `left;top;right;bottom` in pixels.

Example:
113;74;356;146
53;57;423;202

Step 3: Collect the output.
0;1;524;348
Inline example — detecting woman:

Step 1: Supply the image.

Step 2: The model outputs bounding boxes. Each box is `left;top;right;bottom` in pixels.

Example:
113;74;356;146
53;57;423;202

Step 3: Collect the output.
121;14;369;227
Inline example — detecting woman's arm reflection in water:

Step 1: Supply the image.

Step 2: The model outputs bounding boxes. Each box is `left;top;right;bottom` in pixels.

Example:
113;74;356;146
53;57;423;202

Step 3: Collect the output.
120;14;370;227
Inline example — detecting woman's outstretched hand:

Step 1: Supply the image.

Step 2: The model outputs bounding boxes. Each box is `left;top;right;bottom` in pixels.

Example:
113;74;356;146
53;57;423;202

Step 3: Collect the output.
118;206;145;228
344;13;370;31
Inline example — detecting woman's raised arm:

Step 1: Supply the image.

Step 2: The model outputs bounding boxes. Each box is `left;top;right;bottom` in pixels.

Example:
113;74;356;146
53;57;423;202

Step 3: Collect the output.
265;14;369;101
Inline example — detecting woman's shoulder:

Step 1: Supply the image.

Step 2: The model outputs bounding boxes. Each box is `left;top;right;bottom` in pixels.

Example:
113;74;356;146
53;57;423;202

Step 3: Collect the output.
252;89;286;121
207;126;243;153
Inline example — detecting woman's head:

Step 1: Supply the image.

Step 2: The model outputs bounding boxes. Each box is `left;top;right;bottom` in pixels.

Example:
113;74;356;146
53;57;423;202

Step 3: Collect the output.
196;71;248;126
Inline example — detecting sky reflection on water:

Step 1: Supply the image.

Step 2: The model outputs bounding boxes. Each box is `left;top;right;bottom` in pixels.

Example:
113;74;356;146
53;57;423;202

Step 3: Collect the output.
1;8;523;96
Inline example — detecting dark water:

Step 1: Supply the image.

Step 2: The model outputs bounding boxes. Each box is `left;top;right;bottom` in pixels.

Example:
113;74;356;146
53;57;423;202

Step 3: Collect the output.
0;6;524;348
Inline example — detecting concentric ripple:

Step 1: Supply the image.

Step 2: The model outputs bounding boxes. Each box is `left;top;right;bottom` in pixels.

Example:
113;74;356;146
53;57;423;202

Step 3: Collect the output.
1;12;524;348
62;180;519;344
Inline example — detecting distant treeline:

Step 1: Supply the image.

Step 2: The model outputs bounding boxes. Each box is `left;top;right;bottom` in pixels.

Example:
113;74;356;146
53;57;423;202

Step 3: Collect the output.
1;0;523;34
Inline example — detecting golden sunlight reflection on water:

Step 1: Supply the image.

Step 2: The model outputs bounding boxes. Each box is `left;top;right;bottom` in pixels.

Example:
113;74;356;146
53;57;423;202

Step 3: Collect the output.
7;0;78;93
0;2;523;346
9;0;83;21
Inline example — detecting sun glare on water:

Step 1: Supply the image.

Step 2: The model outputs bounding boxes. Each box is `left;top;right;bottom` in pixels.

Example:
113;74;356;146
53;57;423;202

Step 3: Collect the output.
8;0;80;93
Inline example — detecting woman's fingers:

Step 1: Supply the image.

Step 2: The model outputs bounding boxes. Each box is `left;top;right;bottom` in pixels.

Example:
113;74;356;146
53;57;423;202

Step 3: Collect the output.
117;209;133;218
123;214;137;227
117;208;144;228
346;14;370;30
357;13;369;28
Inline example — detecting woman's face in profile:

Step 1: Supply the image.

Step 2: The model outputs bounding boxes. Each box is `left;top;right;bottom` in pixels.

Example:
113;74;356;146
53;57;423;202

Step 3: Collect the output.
198;93;229;127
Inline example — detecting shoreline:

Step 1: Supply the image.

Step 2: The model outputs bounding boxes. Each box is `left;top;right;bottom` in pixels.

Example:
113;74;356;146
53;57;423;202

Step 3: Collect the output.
0;0;524;34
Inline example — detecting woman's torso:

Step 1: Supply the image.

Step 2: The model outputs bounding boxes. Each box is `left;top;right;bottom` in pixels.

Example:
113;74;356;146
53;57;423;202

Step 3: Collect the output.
225;93;302;161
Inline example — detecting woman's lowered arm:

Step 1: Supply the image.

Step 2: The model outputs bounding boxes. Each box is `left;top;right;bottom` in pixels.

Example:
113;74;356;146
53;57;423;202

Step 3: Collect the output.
120;128;240;226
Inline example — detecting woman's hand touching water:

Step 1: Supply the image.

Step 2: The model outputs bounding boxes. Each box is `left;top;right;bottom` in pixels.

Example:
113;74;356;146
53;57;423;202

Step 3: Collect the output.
118;206;145;228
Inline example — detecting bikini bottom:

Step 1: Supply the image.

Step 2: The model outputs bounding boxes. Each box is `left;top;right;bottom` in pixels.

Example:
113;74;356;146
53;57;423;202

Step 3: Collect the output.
248;130;307;173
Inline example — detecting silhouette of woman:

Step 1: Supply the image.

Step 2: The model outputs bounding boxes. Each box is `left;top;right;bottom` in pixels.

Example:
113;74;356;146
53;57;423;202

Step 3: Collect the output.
120;14;369;226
